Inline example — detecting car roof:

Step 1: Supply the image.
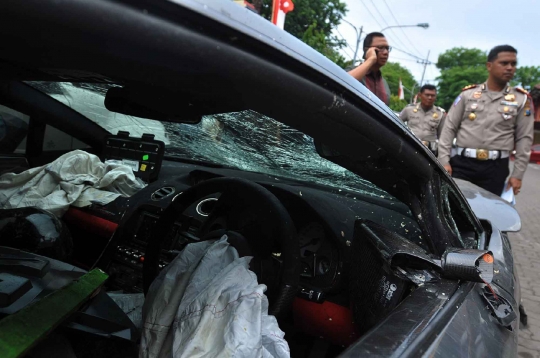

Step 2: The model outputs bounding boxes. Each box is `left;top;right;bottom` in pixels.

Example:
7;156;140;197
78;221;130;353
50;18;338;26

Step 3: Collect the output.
0;0;402;126
164;0;397;113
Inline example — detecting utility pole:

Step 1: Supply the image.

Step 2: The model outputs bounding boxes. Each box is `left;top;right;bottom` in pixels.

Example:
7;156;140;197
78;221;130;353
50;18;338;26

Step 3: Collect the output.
409;83;417;103
342;19;363;66
351;26;363;65
418;50;430;87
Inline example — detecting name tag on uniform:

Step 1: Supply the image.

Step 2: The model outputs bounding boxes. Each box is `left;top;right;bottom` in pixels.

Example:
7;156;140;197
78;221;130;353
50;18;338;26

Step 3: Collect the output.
500;100;518;107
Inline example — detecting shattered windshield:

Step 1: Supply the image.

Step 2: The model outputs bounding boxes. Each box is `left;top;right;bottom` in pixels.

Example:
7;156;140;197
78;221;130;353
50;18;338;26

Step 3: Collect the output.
27;82;393;199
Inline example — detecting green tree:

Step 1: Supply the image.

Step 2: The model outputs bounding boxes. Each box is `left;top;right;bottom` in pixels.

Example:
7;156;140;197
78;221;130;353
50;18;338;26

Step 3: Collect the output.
437;66;488;109
389;95;408;112
257;0;350;67
512;66;540;89
435;47;488;110
436;47;486;71
381;62;418;100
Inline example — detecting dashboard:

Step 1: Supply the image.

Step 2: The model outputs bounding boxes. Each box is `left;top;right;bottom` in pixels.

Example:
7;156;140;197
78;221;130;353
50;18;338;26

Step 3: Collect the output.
90;160;424;306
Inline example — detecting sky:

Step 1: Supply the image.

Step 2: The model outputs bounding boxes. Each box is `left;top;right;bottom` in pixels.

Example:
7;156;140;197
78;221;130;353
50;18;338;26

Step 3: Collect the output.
335;0;540;90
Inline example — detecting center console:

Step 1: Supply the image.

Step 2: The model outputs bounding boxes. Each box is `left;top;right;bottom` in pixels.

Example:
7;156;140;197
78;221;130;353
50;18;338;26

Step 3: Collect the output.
106;211;200;292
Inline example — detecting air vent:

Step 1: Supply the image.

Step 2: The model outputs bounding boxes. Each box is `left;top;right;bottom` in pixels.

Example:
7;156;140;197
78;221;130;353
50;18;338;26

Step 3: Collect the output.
196;198;218;216
151;187;176;201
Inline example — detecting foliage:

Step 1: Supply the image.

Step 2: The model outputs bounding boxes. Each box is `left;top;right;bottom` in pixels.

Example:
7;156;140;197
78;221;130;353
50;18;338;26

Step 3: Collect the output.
389;95;408;112
256;0;350;68
381;62;418;101
301;23;351;68
437;66;488;110
435;47;540;109
435;47;488;110
436;47;486;71
511;66;540;90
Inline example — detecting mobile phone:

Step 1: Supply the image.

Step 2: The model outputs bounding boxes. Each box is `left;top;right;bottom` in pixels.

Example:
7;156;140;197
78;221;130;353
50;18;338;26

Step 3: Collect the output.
375;49;380;58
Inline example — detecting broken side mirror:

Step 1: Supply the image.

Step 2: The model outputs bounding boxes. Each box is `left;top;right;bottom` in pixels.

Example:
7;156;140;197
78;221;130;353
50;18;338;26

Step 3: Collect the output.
481;286;517;327
435;248;494;283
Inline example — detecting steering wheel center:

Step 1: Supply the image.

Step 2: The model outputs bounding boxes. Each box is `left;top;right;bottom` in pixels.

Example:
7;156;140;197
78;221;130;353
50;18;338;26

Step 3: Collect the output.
142;177;300;318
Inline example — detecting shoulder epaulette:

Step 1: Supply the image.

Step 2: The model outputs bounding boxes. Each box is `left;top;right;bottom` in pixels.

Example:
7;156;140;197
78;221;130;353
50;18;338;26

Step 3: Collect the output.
406;103;415;107
461;84;478;91
437;106;446;113
515;87;529;95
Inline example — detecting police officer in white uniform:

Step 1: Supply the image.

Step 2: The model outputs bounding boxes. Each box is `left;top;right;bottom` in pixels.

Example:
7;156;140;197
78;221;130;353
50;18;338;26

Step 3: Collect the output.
438;45;534;196
399;84;446;154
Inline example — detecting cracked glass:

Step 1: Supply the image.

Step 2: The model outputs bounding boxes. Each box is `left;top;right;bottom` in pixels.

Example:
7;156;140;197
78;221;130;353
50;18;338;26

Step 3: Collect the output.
28;81;395;200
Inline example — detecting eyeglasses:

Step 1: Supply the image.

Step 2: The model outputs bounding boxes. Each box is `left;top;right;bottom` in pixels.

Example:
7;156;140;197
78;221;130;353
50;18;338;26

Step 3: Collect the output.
371;46;392;53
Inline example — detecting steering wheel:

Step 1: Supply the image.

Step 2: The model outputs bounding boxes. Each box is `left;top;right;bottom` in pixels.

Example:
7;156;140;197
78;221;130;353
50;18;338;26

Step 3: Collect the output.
143;177;300;318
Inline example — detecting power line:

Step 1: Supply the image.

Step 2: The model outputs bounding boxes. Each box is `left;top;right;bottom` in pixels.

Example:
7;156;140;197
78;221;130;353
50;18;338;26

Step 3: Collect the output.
366;0;413;58
369;0;391;28
381;0;424;58
342;47;355;61
357;0;383;30
425;65;439;84
335;36;355;60
336;28;356;54
393;46;430;62
391;56;422;63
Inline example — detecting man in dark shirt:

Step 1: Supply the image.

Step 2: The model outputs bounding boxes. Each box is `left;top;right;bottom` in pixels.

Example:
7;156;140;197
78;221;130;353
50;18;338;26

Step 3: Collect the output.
347;32;391;105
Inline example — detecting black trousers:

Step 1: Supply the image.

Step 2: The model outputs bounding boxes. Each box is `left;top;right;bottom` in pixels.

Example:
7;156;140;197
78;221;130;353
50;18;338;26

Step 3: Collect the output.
450;155;509;196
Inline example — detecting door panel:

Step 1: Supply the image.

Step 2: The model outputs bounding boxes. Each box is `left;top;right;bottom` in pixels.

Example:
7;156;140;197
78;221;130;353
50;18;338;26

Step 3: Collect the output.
425;283;518;357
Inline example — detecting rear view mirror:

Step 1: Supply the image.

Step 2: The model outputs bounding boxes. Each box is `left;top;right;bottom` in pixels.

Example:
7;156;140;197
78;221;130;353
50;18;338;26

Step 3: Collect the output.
105;87;202;123
105;87;246;124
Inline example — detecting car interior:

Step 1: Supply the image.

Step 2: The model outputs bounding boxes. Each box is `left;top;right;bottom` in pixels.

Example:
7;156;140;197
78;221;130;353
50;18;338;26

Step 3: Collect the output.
0;1;486;357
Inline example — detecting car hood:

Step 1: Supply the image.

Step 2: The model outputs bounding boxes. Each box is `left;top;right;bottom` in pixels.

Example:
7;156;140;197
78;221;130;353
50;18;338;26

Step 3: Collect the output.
454;178;521;232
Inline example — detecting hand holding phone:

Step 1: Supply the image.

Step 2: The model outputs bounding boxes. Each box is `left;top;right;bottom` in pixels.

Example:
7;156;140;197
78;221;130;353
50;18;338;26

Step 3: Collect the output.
365;47;378;62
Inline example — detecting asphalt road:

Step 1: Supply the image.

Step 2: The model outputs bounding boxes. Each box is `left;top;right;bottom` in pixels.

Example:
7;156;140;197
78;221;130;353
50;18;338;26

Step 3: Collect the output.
509;163;540;358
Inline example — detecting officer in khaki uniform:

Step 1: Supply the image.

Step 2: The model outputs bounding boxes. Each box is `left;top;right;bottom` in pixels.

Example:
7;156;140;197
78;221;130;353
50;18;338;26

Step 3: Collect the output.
400;84;446;154
438;45;534;196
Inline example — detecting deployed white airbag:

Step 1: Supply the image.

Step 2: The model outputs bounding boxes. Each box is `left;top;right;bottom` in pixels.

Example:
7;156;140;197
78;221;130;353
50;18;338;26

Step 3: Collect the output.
140;237;290;358
0;150;145;216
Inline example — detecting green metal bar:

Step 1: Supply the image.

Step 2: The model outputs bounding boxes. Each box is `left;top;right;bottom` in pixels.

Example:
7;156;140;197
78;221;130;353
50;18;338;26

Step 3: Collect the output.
0;268;108;358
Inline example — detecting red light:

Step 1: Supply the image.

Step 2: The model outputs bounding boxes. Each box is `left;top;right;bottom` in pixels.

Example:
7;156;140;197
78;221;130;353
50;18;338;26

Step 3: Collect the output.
483;254;494;264
139;256;145;262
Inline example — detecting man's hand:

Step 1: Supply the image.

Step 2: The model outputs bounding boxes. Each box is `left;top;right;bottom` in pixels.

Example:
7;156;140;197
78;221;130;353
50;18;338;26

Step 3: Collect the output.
365;47;378;63
443;164;452;176
347;49;378;81
506;177;522;195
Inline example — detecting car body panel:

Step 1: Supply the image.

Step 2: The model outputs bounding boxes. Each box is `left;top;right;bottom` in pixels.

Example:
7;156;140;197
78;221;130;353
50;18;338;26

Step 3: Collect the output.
343;222;520;357
455;178;521;232
488;225;520;303
423;224;520;358
423;283;518;358
341;279;465;357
